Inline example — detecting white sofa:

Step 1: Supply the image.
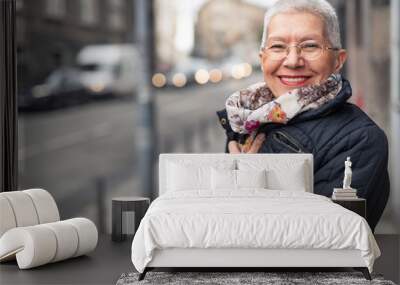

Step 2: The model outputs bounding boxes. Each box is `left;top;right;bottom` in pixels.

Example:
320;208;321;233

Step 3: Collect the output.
0;189;98;269
132;153;376;281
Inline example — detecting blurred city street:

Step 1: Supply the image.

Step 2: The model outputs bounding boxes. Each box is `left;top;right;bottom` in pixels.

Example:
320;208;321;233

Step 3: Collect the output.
11;0;398;241
18;73;263;232
1;0;397;283
14;0;270;235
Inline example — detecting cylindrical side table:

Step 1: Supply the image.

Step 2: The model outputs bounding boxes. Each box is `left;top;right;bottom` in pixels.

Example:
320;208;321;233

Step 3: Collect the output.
112;197;150;242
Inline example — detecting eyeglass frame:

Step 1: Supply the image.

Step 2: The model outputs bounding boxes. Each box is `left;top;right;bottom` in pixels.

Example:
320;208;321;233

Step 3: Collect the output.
261;42;340;61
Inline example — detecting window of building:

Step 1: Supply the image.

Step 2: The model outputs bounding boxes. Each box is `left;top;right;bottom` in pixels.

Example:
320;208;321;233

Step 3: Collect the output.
108;0;125;30
16;0;24;11
355;0;363;47
80;0;99;25
45;0;66;19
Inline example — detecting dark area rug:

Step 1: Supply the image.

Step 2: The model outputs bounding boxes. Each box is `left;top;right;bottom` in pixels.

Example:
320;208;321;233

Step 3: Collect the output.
116;271;397;285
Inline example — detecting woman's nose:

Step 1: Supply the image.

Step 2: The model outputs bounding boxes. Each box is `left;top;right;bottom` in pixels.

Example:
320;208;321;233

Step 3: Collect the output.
283;47;304;68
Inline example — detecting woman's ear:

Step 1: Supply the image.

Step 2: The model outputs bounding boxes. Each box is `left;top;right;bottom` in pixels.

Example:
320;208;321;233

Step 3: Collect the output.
334;49;347;72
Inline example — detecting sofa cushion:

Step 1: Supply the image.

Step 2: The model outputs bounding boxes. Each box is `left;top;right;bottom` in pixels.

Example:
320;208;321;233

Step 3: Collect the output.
0;189;60;238
0;191;39;228
24;189;60;223
0;218;97;269
0;196;17;237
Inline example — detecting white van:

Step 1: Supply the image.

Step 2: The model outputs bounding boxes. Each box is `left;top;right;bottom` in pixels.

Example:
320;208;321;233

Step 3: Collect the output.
77;44;139;98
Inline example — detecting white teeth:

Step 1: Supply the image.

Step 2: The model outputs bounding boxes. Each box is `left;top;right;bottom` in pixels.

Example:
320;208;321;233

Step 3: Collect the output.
281;77;308;83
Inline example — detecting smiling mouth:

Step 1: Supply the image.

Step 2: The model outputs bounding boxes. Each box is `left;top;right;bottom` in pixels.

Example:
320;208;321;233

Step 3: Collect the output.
279;76;312;87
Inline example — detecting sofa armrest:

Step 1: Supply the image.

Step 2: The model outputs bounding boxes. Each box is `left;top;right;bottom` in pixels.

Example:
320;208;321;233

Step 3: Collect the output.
0;218;98;269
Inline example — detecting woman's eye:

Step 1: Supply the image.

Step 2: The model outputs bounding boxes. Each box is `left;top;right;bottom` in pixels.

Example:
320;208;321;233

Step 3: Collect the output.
301;43;320;49
269;44;286;51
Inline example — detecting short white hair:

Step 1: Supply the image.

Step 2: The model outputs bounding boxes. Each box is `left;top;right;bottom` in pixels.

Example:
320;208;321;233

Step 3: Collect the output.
260;0;342;50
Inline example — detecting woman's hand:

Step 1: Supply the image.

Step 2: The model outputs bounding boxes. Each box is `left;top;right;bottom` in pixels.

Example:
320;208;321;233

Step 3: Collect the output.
228;133;266;153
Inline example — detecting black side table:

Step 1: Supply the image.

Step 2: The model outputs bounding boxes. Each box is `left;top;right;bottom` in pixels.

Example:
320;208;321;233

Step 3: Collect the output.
332;198;366;218
112;197;150;242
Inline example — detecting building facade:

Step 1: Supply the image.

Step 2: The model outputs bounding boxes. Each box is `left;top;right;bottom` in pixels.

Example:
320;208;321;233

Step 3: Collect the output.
331;0;395;235
16;0;134;90
194;0;265;62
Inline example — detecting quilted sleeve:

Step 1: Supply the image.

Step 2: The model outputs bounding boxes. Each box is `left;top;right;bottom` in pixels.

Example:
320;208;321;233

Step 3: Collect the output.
216;109;239;153
314;125;390;232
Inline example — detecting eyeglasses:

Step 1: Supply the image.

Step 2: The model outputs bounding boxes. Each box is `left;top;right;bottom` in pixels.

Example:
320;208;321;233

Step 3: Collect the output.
262;42;340;61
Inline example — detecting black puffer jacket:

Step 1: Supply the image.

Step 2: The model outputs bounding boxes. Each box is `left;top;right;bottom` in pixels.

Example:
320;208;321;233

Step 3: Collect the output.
216;78;390;232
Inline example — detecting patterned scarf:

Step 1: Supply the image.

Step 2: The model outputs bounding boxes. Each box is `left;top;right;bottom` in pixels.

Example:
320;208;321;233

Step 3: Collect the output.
226;73;343;137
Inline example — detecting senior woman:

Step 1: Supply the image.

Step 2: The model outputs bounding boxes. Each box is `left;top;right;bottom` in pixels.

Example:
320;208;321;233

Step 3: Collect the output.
217;0;389;232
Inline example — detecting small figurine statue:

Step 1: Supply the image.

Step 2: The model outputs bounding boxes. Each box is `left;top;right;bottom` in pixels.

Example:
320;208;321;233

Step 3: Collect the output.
343;157;353;189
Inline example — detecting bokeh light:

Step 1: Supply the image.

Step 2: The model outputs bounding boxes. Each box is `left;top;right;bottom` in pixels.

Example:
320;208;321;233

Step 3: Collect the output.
231;64;244;79
194;69;209;84
242;63;253;77
209;69;223;83
172;73;187;87
152;73;167;88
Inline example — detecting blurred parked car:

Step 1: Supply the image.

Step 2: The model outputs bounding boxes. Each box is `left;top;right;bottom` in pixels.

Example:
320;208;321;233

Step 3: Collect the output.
77;44;140;98
18;67;89;111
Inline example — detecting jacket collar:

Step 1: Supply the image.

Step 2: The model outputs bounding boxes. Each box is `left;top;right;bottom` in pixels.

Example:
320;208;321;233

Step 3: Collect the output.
288;78;352;124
